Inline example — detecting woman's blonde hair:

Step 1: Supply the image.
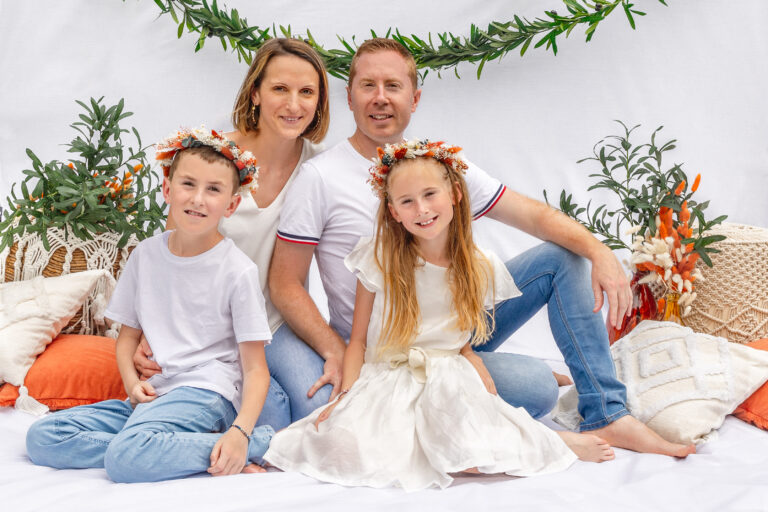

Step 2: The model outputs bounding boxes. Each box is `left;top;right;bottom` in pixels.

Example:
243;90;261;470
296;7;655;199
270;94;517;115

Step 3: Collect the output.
373;157;495;355
231;38;330;143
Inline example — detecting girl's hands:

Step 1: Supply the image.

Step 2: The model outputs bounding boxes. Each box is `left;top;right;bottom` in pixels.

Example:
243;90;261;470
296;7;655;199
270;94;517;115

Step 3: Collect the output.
129;380;157;406
462;352;498;395
208;428;249;476
314;400;341;430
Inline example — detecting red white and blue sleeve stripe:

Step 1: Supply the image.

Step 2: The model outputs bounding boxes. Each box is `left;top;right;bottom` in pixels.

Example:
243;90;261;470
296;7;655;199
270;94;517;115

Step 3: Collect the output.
276;230;320;246
472;184;506;220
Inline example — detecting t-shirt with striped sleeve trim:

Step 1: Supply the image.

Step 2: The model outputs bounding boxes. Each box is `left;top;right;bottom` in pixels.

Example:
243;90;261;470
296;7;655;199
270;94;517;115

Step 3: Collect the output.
277;138;505;340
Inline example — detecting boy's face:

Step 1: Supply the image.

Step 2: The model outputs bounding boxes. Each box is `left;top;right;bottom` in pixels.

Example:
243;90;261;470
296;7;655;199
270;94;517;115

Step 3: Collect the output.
162;153;241;240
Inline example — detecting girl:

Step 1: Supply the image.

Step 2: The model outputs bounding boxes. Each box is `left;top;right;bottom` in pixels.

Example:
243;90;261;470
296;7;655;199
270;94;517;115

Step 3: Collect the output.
264;140;614;491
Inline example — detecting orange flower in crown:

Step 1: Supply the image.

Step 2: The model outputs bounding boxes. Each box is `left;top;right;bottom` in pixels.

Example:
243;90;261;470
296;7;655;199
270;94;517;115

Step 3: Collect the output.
368;139;468;199
155;125;259;193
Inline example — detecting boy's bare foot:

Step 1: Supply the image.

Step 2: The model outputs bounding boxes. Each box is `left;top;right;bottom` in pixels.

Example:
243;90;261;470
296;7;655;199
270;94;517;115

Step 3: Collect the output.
552;371;573;386
590;415;696;458
242;463;266;473
557;431;614;462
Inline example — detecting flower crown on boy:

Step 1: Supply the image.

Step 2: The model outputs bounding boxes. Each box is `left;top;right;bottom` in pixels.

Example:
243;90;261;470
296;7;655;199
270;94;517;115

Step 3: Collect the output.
155;125;259;193
368;139;468;199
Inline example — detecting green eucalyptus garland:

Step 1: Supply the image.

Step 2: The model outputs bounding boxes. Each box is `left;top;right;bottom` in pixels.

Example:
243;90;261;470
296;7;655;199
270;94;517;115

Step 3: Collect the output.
150;0;668;80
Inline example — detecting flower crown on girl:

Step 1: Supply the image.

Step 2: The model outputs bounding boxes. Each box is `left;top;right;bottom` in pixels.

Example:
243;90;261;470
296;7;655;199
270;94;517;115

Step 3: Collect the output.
368;139;469;199
155;125;259;193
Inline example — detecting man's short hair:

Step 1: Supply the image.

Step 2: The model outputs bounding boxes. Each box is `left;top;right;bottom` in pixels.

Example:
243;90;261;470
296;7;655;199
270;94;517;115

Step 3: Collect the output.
168;146;240;194
348;38;418;89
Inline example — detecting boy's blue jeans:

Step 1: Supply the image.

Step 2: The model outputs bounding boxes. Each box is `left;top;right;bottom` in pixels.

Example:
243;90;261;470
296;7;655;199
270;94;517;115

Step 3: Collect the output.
26;386;274;483
263;242;629;431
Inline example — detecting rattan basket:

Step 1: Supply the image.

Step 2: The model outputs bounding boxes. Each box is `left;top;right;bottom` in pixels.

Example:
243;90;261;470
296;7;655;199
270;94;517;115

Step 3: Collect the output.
652;223;768;343
1;227;137;335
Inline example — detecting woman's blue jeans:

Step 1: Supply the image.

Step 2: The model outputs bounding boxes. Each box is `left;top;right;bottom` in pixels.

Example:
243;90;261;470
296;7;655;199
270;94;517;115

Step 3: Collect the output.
263;242;628;431
26;387;274;483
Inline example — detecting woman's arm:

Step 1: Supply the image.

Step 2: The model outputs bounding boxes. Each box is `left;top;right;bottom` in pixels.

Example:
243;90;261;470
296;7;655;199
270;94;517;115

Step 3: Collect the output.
208;340;270;476
313;280;374;428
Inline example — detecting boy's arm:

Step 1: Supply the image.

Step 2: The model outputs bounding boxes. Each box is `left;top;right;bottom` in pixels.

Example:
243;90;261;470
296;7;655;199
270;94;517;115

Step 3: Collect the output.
115;324;157;404
460;342;497;395
208;340;270;477
314;280;373;428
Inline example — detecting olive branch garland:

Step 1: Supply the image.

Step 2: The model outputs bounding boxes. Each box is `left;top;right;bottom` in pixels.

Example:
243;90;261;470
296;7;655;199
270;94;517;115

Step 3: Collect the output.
149;0;668;80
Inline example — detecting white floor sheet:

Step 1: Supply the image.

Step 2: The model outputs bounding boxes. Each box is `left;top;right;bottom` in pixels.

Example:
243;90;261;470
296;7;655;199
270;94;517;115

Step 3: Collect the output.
3;397;767;512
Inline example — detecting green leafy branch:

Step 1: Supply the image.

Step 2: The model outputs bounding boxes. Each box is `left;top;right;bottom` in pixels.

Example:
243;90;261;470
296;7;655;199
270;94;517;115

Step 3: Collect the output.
0;97;166;252
149;0;667;80
543;121;726;266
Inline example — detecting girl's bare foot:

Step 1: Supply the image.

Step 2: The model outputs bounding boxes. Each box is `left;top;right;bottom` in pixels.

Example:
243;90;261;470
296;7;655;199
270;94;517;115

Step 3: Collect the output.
242;463;266;473
557;431;614;462
590;415;696;458
552;371;573;386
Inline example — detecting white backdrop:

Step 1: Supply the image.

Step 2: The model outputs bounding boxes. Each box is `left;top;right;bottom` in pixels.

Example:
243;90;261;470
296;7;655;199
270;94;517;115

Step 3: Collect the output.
1;0;766;362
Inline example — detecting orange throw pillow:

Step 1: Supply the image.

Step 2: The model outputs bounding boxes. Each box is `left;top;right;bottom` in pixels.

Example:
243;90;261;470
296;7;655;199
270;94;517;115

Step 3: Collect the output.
733;338;768;430
0;334;127;410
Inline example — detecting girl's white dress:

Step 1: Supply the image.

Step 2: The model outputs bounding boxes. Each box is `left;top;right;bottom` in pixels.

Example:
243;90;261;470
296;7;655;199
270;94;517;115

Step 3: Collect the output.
264;238;577;491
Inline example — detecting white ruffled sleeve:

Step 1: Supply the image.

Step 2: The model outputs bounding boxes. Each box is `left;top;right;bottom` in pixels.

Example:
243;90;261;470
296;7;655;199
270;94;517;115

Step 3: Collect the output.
343;237;384;293
480;248;522;308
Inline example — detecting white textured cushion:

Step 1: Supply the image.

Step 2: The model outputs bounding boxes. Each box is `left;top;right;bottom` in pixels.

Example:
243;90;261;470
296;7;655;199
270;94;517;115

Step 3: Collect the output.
0;270;113;386
552;320;768;445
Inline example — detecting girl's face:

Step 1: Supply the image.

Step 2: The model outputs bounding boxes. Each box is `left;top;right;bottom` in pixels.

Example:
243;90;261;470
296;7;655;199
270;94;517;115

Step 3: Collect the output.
252;54;320;140
387;158;460;249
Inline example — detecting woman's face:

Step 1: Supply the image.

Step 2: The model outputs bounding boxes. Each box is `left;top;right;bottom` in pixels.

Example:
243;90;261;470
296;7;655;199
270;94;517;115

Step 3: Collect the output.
252;54;320;141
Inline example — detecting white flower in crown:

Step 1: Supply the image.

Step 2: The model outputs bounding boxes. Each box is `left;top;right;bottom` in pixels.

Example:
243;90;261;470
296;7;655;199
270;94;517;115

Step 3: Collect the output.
368;138;468;199
155;124;259;193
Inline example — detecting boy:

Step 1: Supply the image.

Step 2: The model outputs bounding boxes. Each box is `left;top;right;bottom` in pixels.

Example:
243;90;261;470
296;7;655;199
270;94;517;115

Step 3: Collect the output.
26;126;275;482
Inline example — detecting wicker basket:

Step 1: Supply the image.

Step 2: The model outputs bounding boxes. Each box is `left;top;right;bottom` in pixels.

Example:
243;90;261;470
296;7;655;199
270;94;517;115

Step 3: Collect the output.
1;227;137;335
652;223;768;343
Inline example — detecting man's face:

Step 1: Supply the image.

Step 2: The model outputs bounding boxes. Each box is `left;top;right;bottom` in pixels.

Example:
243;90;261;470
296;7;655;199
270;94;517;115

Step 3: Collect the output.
347;50;421;147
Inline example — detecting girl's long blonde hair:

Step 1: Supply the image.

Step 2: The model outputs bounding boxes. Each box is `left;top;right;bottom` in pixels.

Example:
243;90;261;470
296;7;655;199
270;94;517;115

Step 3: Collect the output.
373;158;496;355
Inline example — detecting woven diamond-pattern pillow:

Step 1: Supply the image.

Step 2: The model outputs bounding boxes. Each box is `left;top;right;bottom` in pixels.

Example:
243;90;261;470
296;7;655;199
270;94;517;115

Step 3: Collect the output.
552;321;768;445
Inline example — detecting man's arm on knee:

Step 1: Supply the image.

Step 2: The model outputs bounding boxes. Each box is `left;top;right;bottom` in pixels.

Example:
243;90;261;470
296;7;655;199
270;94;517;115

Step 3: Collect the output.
487;189;631;327
269;239;346;398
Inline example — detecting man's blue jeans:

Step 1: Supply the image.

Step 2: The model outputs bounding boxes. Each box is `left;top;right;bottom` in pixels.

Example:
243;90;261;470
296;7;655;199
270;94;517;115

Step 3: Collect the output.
26;387;274;482
263;242;629;431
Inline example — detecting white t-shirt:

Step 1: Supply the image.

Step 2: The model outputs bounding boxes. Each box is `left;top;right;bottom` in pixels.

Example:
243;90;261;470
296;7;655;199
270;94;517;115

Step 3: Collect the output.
219;138;322;334
277;139;505;340
105;231;272;411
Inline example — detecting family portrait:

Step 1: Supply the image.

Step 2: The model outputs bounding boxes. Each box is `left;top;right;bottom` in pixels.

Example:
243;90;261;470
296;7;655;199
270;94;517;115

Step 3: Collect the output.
1;1;767;511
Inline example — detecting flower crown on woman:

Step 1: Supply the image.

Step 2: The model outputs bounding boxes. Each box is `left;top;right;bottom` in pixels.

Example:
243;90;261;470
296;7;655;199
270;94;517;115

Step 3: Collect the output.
368;139;468;199
155;125;259;193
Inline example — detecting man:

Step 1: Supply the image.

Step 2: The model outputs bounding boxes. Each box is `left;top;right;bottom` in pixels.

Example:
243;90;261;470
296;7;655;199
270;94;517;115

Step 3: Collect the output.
269;38;693;457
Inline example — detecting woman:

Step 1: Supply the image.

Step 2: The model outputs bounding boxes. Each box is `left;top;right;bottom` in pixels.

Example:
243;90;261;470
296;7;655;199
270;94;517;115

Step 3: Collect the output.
136;38;330;430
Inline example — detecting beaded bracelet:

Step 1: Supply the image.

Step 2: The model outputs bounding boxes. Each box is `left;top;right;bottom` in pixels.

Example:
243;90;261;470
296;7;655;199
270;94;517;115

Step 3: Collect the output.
230;423;249;440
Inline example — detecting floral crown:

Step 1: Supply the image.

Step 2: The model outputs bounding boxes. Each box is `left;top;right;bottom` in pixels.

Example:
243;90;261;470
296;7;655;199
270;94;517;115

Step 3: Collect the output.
155;125;258;193
368;139;468;199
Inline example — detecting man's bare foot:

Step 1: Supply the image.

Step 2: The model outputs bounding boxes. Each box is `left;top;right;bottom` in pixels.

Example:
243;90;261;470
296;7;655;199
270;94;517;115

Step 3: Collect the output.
590;415;696;458
556;431;614;462
553;371;573;386
242;463;266;473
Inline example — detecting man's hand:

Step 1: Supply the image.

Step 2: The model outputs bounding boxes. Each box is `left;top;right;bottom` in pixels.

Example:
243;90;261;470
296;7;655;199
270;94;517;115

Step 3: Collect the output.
129;380;157;406
591;246;632;328
133;334;162;380
307;352;343;402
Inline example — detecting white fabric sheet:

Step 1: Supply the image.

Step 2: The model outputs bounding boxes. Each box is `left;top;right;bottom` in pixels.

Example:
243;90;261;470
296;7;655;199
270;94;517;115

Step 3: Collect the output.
2;403;767;512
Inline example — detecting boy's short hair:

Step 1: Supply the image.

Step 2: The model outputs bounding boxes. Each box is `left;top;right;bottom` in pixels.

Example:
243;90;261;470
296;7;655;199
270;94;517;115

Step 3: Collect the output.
168;146;240;194
348;38;419;89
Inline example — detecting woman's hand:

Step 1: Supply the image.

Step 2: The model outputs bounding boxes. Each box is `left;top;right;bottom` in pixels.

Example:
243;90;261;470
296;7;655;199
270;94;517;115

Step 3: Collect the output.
133;334;162;380
313;400;341;430
462;351;497;395
208;428;249;476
